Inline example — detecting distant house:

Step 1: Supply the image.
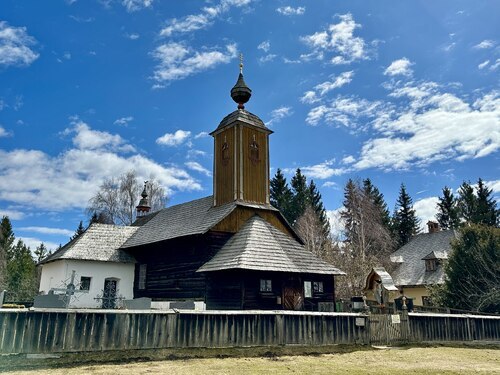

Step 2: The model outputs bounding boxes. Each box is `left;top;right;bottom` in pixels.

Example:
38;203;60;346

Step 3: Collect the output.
387;222;458;306
38;224;138;308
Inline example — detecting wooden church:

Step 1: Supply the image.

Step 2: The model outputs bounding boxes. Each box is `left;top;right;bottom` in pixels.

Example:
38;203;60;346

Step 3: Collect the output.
121;63;345;311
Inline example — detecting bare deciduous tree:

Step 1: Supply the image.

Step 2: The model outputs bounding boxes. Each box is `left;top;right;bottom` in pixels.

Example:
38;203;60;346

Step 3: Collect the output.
87;170;167;225
295;205;330;260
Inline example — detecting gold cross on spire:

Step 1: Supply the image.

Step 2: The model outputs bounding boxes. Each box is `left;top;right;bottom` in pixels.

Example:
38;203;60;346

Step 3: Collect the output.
239;53;243;74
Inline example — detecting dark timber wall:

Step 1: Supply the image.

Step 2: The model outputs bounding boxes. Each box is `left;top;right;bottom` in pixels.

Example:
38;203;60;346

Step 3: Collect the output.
0;310;498;354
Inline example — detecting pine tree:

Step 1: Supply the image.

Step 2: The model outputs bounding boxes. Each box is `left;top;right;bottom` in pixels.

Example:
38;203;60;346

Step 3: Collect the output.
436;186;460;230
71;220;86;240
6;239;37;302
474;178;498;227
270;168;294;223
290;168;309;224
34;243;49;263
457;181;476;225
392;184;420;247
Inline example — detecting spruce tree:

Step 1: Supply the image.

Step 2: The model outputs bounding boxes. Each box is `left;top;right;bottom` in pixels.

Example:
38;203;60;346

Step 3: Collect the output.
0;216;15;291
270;168;294;223
474;178;498;226
34;243;49;263
393;184;420;247
363;178;391;229
307;180;330;234
71;220;86;240
457;181;476;225
290;168;309;223
6;239;37;302
436;186;460;230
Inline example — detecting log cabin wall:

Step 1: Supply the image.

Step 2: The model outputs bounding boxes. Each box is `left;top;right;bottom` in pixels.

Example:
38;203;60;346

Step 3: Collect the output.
241;125;269;204
214;127;235;205
130;232;231;301
205;270;335;311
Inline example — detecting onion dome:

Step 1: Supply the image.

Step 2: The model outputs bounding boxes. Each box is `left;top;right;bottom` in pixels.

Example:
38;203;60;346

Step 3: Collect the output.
230;54;252;109
136;181;151;216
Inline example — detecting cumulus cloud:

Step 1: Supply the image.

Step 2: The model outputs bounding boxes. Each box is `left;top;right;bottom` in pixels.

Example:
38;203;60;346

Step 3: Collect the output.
285;160;344;180
352;84;500;170
0;125;9;137
301;71;354;104
266;106;293;126
0;21;39;67
152;43;237;83
259;54;277;63
160;0;252;37
276;6;305;16
300;13;367;64
122;0;153;12
384;58;413;76
156;129;192;146
194;131;209;139
478;60;490;70
64;117;135;152
414;196;439;232
185;161;212;177
0;123;201;212
18;237;60;251
114;116;134;126
0;209;25;220
326;208;344;239
473;39;495;49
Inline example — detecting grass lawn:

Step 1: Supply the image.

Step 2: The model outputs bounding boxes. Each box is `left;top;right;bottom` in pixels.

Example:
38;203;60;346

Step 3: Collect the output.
4;347;500;375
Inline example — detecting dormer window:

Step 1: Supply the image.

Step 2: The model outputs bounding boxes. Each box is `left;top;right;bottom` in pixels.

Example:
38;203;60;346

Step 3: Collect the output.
425;259;437;271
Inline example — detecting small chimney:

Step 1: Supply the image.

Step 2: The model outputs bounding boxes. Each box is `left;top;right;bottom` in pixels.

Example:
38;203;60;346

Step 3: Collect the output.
136;181;151;217
427;221;440;233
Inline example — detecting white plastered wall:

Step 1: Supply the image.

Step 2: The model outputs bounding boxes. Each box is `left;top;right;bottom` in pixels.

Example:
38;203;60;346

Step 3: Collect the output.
39;259;135;308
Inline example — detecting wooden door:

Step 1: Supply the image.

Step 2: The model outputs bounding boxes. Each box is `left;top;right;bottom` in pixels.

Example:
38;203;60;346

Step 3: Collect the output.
283;279;303;310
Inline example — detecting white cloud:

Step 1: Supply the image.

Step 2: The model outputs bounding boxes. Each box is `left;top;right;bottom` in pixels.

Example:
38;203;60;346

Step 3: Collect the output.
114;116;134;126
478;60;490;70
185;161;212;177
259;54;277;63
322;181;337;188
18;237;60;251
267;106;293;126
194;131;209;139
257;40;270;52
302;71;354;104
490;59;500;71
156;129;191;146
0;127;201;212
300;13;367;65
122;0;153;12
187;149;207;159
326;208;344;239
305;96;385;127
0;125;9;137
152;43;237;83
160;0;252;36
414;196;439;232
384;58;413;76
64;118;135;152
485;179;500;194
473;39;495;49
0;209;25;220
286;160;344;180
126;33;140;40
276;6;305;16
352;85;500;170
341;155;355;164
0;21;39;67
18;226;74;237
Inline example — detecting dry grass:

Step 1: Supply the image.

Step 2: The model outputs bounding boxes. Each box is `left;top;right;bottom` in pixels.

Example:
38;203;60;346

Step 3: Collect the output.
5;347;500;375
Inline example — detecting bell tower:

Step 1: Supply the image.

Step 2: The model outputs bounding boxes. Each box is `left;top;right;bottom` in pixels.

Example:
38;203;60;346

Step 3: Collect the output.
211;56;273;207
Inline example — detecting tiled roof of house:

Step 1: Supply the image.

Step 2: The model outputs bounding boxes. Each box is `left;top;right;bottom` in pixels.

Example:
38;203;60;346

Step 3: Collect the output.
197;215;345;275
390;229;458;286
40;223;138;264
121;195;289;249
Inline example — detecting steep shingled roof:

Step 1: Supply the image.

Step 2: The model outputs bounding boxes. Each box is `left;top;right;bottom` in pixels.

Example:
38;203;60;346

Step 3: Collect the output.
121;196;286;249
390;229;458;286
212;109;271;133
197;215;345;275
40;223;138;264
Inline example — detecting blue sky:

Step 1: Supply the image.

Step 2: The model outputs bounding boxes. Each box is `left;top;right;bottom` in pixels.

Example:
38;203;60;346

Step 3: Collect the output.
1;0;499;250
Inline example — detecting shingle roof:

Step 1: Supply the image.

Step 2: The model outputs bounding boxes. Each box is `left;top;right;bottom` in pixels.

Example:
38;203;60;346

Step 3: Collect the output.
197;215;345;275
40;224;138;264
122;196;289;249
364;267;399;292
212;109;272;134
390;230;458;286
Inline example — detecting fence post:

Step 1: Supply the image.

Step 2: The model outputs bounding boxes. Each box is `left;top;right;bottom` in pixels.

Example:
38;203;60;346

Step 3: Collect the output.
400;296;409;344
